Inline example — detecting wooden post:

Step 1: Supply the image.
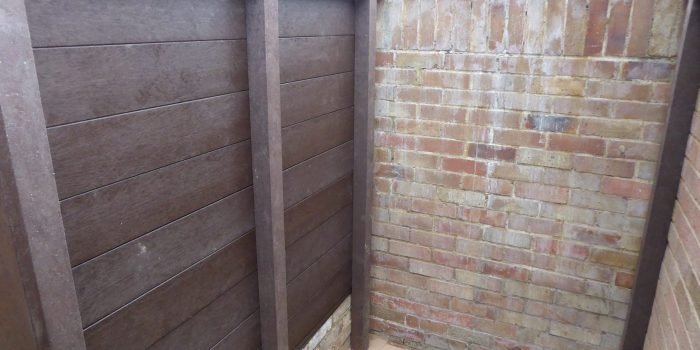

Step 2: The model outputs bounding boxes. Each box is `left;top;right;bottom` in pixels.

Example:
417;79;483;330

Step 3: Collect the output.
0;1;86;349
246;0;289;349
351;0;377;348
622;1;700;349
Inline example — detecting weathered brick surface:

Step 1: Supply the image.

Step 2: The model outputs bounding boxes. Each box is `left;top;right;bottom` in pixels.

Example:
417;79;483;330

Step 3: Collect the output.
371;1;684;349
644;93;700;349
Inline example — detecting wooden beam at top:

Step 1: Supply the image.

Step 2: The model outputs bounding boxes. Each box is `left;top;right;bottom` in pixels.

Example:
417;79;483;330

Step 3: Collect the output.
0;1;86;349
622;1;700;349
245;0;289;349
351;0;377;349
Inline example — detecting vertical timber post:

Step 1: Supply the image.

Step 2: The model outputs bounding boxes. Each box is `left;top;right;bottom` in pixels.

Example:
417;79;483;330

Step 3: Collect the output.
622;0;700;349
0;1;86;349
351;0;377;348
246;0;289;349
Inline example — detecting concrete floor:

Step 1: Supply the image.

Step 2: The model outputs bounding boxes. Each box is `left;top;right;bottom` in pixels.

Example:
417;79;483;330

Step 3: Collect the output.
368;334;406;350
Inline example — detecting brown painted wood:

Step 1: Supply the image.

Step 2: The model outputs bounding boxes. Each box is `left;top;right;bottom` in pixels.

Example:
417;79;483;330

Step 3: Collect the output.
283;141;354;207
74;187;254;327
62;141;252;266
49;91;250;198
34;40;248;126
84;232;257;350
281;72;354;127
289;268;352;348
280;36;354;83
282;107;354;169
25;0;246;47
149;273;259;350
279;0;355;37
287;235;352;318
212;311;261;350
286;206;353;282
0;1;86;349
285;175;353;246
246;0;289;348
622;1;700;349
352;0;377;348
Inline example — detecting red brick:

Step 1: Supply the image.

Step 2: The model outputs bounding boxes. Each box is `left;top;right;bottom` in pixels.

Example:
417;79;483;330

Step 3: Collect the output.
548;134;605;156
494;129;546;148
467;143;517;161
606;0;632;56
515;182;569;204
441;157;487;175
432;250;479;271
615;271;635;289
482;261;529;281
531;270;586;294
584;0;609;55
372;251;410;270
416;137;465;155
601;177;653;199
627;0;654;56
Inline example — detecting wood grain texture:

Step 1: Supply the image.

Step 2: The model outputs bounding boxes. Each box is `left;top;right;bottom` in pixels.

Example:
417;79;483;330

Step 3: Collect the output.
0;1;85;348
283;141;354;208
49;91;250;199
34;40;248;126
352;0;377;348
149;273;258;350
211;311;261;350
246;0;289;348
279;0;354;37
289;268;352;348
62;141;252;266
74;187;254;327
622;1;700;349
282;107;353;169
280;36;354;83
84;232;257;350
285;175;353;247
286;206;352;282
25;0;246;47
281;72;354;127
287;235;351;319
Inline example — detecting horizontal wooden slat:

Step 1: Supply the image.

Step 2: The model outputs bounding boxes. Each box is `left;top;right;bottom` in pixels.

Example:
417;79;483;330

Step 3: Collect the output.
279;0;354;37
149;273;258;350
285;175;353;247
283;141;353;207
286;206;352;282
289;268;352;348
50;92;250;198
287;235;351;318
62;141;252;266
280;36;354;83
35;40;248;126
84;232;257;350
282;107;353;169
25;0;246;47
281;72;353;127
211;311;261;350
74;187;254;327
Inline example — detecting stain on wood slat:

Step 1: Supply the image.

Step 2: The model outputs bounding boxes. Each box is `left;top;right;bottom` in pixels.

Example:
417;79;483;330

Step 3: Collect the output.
62;141;252;266
149;273;259;350
25;0;247;47
211;311;261;350
83;232;257;350
284;175;353;248
280;36;354;83
279;0;354;37
74;188;254;327
49;91;250;198
35;40;248;126
283;141;353;208
286;206;352;282
287;235;351;319
281;72;354;127
282;107;353;169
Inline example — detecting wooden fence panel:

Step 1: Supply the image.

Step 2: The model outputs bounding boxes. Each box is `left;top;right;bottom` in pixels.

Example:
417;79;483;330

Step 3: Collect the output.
1;0;369;348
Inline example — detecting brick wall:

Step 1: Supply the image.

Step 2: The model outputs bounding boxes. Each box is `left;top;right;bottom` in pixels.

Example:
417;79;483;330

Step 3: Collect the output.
370;0;685;349
643;90;700;349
